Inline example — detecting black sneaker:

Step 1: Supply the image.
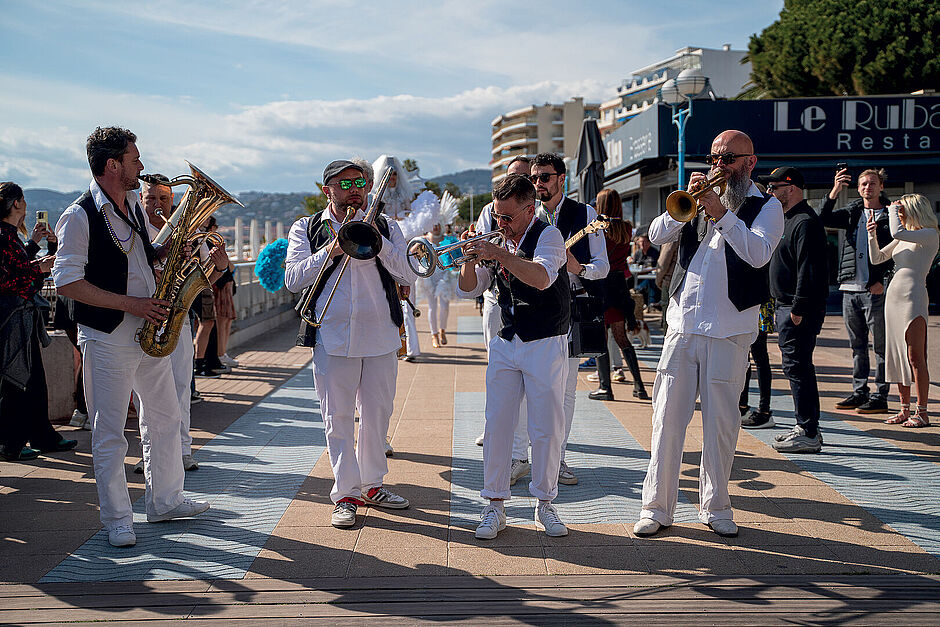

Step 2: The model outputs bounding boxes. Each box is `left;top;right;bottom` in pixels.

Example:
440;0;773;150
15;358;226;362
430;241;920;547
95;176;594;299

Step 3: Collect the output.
741;409;774;429
194;366;221;379
588;388;614;401
835;393;868;409
856;397;889;414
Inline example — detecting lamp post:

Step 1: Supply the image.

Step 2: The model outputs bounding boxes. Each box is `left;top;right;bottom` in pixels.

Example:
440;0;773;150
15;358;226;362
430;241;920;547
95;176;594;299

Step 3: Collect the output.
659;69;709;189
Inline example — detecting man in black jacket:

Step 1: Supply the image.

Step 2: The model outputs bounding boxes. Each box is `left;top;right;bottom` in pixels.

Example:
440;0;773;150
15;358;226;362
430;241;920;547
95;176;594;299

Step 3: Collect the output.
820;167;893;414
764;167;829;452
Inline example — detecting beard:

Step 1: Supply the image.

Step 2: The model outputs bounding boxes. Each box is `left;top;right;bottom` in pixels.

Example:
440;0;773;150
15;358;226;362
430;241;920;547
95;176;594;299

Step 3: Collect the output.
719;167;751;212
536;187;553;202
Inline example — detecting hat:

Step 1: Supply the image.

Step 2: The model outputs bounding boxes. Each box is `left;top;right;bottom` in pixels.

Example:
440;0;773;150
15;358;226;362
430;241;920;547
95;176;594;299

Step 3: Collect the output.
759;166;804;189
322;160;364;185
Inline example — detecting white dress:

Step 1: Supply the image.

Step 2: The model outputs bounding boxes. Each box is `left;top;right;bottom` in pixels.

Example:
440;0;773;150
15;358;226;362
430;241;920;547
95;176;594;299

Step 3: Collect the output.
868;207;939;386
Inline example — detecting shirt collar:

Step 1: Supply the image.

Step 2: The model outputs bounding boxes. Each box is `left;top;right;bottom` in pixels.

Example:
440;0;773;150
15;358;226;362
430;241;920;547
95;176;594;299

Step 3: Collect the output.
89;179;140;215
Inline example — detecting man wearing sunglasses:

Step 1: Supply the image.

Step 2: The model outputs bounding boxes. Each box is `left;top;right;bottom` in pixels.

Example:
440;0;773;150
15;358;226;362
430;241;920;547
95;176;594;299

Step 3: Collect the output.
634;130;784;539
285;159;413;529
529;152;610;487
457;174;570;540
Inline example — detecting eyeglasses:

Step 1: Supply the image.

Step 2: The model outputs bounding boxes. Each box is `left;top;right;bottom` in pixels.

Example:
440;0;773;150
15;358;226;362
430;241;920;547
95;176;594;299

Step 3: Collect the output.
529;173;559;184
704;153;753;166
336;178;367;190
766;183;792;192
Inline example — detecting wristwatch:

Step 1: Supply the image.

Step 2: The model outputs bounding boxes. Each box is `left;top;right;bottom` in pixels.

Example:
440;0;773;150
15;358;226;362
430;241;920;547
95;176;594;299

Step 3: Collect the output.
577;265;587;278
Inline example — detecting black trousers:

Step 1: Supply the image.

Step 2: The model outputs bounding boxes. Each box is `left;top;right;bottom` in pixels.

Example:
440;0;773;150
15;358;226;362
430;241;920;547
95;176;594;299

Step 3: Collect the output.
775;305;825;438
740;330;771;413
0;331;59;453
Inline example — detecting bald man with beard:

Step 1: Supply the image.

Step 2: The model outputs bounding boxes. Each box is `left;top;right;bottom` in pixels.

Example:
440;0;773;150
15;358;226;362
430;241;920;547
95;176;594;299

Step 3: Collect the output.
634;130;784;539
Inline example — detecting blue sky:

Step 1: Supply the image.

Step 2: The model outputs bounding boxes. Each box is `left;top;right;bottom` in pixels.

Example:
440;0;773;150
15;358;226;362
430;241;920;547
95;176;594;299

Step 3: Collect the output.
1;0;784;192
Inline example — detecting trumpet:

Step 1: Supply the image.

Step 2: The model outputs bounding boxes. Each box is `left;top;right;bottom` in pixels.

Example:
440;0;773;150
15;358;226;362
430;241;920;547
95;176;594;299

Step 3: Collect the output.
407;229;505;278
665;172;727;222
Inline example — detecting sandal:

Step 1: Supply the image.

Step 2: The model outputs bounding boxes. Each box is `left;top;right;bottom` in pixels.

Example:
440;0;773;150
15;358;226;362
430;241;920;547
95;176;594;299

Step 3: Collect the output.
901;406;930;428
884;404;910;425
431;333;441;348
439;330;447;345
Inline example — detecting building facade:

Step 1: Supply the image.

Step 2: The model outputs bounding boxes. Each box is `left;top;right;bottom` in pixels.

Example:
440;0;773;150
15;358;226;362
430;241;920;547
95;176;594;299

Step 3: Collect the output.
490;97;600;184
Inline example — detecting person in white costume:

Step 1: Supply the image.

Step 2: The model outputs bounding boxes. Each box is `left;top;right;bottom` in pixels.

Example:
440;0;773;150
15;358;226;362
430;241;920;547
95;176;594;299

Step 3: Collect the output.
285;159;412;529
457;174;571;540
633;130;784;539
52;127;210;548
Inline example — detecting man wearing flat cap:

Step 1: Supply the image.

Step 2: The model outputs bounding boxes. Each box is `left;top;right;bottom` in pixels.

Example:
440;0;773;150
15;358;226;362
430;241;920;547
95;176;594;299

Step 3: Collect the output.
763;166;829;452
285;159;413;528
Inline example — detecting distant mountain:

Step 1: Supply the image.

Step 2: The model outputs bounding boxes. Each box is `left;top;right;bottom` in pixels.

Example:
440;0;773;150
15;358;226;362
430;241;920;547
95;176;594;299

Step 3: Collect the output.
24;189;82;227
426;169;491;195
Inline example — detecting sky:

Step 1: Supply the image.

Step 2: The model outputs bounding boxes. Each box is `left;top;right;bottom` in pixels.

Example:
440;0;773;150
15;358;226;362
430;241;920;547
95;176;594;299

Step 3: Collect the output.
1;0;784;193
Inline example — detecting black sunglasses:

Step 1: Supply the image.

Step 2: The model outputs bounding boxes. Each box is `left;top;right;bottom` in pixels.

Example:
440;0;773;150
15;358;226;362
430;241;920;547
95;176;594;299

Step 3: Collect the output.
704;152;753;166
529;173;559;184
336;177;367;190
766;183;792;192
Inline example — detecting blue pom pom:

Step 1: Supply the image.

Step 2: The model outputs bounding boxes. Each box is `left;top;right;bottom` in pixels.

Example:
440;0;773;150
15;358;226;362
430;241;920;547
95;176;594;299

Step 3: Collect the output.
254;238;289;292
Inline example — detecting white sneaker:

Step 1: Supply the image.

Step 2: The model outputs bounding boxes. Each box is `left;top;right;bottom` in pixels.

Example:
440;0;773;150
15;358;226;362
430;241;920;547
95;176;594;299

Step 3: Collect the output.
475;504;506;540
586;372;600;383
633;517;665;537
509;459;531;486
475;432;485;446
535;502;568;537
331;501;358;528
70;409;90;430
182;454;199;471
558;461;578;485
612;368;627;383
384;438;394;457
219;353;239;367
707;519;739;537
108;524;136;547
147;498;210;523
361;486;409;509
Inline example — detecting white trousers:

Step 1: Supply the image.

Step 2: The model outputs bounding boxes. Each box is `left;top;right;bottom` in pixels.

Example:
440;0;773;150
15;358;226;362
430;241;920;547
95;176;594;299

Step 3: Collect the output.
560;356;579;457
427;295;450;334
312;345;397;503
82;340;185;529
423;272;452;333
482;294;529;459
171;322;195;455
402;301;420;357
640;331;753;525
481;334;568;501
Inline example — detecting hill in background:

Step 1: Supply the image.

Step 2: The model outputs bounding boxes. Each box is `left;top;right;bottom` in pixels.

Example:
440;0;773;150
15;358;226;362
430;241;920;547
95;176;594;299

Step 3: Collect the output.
426;169;491;195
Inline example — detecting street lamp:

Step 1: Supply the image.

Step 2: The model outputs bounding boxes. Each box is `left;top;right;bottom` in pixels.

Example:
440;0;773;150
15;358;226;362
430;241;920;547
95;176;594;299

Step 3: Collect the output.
659;68;710;189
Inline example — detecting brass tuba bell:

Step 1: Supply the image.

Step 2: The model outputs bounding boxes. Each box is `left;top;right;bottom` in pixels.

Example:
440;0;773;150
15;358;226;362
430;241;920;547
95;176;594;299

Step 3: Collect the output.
665;172;727;222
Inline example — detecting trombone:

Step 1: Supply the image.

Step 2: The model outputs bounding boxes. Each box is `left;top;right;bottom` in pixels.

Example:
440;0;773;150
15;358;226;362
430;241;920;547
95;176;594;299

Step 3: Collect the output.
297;168;393;328
665;172;727;222
406;229;505;278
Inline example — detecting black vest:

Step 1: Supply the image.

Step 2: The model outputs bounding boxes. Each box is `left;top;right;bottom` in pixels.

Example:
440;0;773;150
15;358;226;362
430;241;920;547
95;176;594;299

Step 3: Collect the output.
551;197;603;299
73;191;156;333
669;193;774;312
495;219;570;342
295;211;404;347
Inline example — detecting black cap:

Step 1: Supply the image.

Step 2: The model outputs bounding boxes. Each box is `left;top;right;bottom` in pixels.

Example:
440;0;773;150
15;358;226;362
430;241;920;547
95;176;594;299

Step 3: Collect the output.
759;166;804;189
322;160;363;185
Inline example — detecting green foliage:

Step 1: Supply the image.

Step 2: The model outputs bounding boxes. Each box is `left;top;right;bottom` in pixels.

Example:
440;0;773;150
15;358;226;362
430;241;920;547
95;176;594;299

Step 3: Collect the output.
425;181;442;197
444;182;462;197
745;0;940;97
304;183;328;215
457;193;492;224
402;158;419;172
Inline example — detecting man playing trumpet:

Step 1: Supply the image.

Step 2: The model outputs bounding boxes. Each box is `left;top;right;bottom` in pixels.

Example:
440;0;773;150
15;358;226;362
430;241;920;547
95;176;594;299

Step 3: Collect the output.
285;160;413;529
634;130;783;539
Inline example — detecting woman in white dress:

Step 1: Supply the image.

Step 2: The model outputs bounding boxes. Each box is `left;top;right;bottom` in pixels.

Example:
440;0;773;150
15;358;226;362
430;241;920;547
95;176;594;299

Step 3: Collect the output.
867;193;939;428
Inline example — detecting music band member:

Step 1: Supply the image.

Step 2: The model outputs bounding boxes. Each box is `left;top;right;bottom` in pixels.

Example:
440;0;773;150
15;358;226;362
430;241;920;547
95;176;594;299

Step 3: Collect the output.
285;159;412;529
457;174;571;540
139;176;228;472
530;153;610;486
634;130;783;539
52;127;210;548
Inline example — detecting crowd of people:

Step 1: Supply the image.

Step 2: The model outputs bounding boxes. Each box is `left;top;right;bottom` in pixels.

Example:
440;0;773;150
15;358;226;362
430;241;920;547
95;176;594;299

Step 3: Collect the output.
1;123;936;548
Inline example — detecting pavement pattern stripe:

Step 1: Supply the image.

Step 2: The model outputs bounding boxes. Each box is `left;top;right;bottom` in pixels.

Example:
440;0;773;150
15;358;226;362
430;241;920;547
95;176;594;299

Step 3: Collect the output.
41;368;324;582
744;386;940;559
450;390;700;528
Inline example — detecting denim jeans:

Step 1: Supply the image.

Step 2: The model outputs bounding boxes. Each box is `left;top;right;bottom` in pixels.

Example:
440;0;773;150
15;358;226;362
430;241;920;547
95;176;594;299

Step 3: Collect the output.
842;291;888;400
776;306;825;438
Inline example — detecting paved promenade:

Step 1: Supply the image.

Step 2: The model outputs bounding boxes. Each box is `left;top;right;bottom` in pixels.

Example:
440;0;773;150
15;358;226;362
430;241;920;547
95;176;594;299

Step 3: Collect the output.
2;301;939;623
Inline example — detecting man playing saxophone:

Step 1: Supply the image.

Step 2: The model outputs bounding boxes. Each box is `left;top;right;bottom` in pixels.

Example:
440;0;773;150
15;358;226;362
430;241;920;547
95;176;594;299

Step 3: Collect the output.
52;127;210;548
285;160;413;529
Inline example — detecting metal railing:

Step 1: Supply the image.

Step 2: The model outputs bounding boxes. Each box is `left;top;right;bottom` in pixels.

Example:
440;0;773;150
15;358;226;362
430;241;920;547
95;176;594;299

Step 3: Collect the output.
232;261;295;320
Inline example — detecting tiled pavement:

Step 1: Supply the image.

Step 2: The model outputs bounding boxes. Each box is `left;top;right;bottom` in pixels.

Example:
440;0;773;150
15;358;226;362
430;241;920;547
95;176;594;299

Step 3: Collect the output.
3;303;940;590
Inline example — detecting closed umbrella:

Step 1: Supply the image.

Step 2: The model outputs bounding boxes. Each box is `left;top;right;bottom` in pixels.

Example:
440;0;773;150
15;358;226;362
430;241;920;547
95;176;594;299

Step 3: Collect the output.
575;118;607;206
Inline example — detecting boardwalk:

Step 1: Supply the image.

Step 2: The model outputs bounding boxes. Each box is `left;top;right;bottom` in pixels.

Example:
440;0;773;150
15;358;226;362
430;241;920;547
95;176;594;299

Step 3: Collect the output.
2;302;939;623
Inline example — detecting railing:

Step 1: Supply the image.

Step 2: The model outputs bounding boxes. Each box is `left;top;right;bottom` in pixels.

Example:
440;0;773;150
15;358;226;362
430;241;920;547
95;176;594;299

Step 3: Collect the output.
229;260;298;349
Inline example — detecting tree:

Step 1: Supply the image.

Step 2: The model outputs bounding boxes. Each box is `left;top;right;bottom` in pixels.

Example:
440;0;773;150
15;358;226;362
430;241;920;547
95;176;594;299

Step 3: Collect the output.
402;158;419;172
304;182;327;215
457;193;492;224
744;0;940;98
444;182;462;198
424;181;442;198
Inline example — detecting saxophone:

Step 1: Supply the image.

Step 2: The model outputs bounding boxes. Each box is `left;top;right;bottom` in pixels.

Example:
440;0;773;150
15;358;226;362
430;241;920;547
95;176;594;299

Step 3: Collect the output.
137;162;242;357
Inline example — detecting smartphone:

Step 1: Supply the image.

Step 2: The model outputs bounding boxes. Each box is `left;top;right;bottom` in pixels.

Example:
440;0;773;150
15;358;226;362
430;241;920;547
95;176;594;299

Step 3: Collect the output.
36;210;48;227
835;162;848;173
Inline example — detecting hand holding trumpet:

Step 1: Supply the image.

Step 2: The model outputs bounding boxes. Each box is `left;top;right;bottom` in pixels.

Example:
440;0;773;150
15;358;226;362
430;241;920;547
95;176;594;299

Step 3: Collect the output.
689;172;726;221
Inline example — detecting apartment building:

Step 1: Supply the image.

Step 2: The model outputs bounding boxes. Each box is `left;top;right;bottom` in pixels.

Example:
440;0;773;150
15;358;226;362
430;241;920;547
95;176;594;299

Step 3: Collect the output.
490;97;600;183
597;45;751;137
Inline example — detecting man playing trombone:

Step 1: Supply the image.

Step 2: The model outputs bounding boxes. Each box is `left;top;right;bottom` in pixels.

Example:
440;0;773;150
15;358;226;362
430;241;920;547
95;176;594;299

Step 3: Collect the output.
634;130;783;539
285;160;413;529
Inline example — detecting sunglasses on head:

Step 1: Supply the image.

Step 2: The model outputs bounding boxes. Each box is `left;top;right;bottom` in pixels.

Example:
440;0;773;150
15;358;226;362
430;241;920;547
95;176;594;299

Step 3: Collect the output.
529;172;558;184
335;177;367;190
704;152;753;166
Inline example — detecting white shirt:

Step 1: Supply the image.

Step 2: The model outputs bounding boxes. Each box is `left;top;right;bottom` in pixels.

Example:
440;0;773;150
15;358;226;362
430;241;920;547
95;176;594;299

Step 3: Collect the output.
841;206;885;292
52;180;156;346
649;181;784;338
285;207;411;357
539;196;610;289
457;214;566;300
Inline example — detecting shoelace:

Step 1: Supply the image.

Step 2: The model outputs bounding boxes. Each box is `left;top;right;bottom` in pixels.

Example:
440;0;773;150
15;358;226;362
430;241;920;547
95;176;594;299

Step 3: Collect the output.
480;508;500;528
539;505;561;526
112;524;133;534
